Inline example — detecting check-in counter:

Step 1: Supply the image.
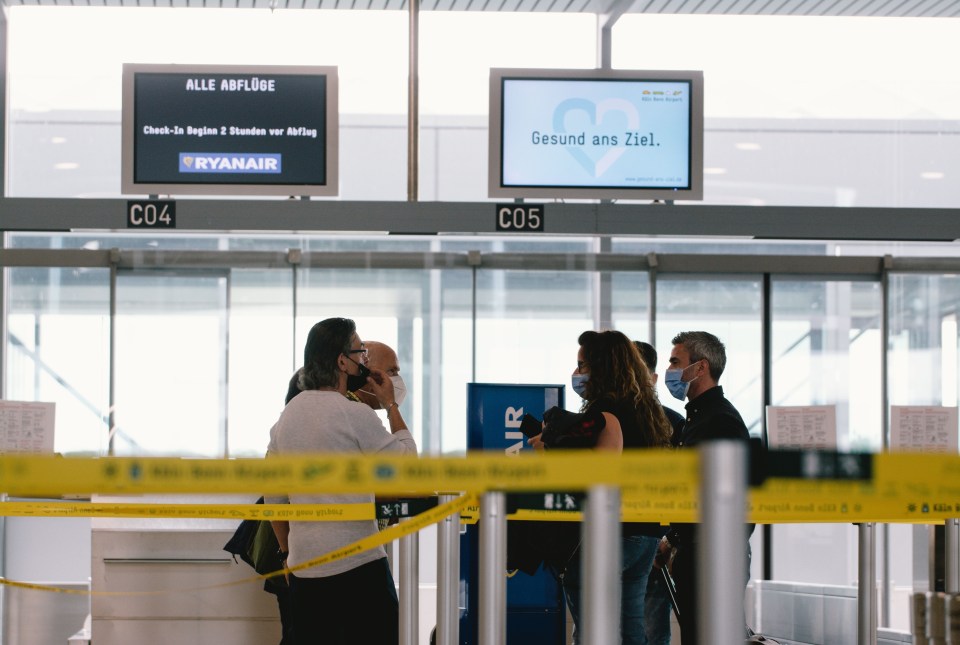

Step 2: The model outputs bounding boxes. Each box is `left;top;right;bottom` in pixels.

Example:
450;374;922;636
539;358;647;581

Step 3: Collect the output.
91;495;280;645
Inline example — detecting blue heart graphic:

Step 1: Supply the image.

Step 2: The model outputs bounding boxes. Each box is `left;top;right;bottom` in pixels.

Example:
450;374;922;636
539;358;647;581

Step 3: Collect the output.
552;98;641;178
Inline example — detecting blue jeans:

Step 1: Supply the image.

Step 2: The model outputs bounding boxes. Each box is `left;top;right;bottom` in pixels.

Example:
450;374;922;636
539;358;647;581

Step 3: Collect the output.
558;534;660;645
644;567;673;645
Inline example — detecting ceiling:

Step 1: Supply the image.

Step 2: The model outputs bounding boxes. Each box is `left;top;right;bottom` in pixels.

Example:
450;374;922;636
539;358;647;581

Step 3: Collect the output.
2;0;957;16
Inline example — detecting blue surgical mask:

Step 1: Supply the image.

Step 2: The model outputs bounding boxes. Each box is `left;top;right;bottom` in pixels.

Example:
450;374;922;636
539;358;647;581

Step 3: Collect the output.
571;373;590;398
664;362;699;401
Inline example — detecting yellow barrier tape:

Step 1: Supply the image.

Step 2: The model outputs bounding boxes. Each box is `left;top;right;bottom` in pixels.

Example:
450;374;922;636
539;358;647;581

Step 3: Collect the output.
2;451;960;523
0;493;478;596
0;451;696;496
0;502;375;521
745;453;960;523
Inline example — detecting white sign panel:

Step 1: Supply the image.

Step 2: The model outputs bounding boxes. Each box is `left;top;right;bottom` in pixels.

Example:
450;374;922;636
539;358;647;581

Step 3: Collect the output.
890;405;958;453
765;405;837;450
0;400;55;454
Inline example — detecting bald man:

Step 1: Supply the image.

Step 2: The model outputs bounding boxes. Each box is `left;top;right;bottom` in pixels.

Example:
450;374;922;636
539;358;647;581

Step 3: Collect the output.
353;341;407;412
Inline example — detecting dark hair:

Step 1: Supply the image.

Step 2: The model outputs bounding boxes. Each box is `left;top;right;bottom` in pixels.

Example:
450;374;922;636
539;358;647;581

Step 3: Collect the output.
633;341;658;371
285;368;303;404
578;330;672;448
301;318;356;390
670;331;726;380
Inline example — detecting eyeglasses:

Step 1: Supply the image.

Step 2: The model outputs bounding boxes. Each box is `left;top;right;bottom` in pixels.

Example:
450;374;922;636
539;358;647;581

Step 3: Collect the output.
345;347;369;364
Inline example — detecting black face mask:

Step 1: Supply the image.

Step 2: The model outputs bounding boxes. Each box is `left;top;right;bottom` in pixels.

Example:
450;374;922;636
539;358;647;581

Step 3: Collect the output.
345;356;371;392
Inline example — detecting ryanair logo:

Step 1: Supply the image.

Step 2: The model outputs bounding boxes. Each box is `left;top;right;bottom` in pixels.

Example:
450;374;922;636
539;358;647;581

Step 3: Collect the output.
179;153;282;174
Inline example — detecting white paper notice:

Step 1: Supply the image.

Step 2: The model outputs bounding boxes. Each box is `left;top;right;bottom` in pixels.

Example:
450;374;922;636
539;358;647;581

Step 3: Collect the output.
765;405;837;450
0;400;55;454
890;406;958;453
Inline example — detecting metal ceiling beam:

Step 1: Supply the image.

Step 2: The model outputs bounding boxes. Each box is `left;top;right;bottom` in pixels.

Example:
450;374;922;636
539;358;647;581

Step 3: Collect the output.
3;198;960;242
597;0;635;68
2;0;956;14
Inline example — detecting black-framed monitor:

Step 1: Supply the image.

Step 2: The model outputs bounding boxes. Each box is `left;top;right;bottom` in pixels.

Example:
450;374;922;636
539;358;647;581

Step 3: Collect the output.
489;68;704;201
121;63;338;197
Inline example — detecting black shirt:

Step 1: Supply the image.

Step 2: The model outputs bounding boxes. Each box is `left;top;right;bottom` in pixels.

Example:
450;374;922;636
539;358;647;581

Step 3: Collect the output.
676;385;749;447
591;398;670;538
663;405;685;445
667;385;751;547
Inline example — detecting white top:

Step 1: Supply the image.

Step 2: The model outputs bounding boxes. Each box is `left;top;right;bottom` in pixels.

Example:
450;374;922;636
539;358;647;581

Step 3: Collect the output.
265;390;417;577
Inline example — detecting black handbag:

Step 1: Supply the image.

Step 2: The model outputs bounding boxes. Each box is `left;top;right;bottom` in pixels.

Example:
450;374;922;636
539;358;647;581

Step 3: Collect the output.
223;496;287;591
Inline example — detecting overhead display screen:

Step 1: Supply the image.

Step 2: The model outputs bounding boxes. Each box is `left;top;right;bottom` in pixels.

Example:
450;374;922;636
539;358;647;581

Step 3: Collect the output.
489;68;703;201
121;64;338;197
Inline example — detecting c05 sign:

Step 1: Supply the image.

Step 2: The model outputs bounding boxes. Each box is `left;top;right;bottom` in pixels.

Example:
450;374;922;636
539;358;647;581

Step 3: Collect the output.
127;200;176;228
496;204;544;232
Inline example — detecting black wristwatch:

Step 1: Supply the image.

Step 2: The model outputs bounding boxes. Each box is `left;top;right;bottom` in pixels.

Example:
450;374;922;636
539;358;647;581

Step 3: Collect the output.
278;548;289;560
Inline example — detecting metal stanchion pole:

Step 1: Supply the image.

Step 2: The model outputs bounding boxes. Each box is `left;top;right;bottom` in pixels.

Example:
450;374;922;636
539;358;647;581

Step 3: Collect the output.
945;518;959;594
479;492;507;645
399;517;420;645
583;484;621;645
698;441;747;645
436;493;461;645
859;523;878;645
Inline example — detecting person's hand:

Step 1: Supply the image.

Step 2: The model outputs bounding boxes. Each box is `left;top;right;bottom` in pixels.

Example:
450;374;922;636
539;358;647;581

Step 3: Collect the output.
364;367;396;408
654;537;674;571
527;433;546;451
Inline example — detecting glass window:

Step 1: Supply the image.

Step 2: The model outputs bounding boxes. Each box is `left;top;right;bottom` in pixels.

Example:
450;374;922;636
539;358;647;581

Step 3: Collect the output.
610;271;650;345
614;15;960;208
8;7;959;206
113;271;230;457
655;276;764;431
4;266;111;456
295;267;438;453
886;272;960;631
767;279;896;624
474;269;595;425
227;269;295;458
771;280;883;452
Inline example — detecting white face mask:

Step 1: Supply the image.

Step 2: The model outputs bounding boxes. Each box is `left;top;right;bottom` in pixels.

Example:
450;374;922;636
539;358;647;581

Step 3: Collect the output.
390;374;408;407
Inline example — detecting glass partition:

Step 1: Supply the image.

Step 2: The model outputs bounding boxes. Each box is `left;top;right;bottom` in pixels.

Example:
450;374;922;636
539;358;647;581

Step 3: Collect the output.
768;279;893;624
474;269;595;422
4;266;111;456
7;233;960;636
654;276;764;431
226;268;295;457
113;271;229;457
296;266;439;453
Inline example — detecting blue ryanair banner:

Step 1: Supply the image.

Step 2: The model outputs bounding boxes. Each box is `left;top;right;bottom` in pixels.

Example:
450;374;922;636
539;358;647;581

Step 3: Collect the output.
466;383;563;455
464;383;567;645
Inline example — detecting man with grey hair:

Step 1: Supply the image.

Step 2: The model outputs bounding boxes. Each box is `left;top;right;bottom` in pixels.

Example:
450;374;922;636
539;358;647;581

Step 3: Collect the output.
655;331;751;645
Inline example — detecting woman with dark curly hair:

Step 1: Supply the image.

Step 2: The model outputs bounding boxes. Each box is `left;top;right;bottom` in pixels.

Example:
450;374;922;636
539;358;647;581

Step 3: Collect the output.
547;329;673;645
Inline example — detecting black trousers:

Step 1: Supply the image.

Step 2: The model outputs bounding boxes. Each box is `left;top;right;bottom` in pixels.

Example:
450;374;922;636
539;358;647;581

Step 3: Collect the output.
672;541;751;645
289;557;399;645
272;583;295;645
